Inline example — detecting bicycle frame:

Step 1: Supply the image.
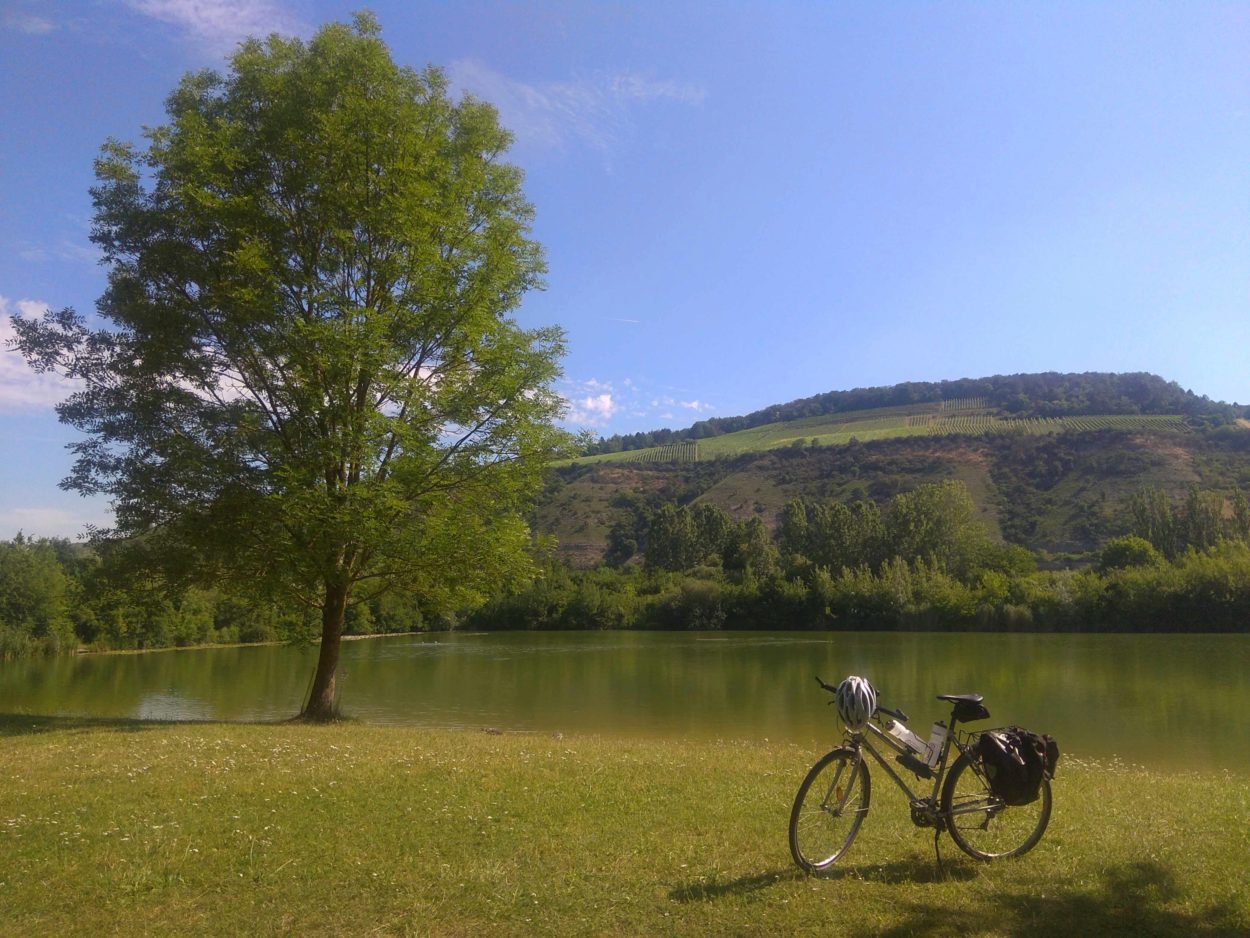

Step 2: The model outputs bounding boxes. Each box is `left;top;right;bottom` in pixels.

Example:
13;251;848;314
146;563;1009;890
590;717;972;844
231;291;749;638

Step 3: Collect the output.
844;711;970;812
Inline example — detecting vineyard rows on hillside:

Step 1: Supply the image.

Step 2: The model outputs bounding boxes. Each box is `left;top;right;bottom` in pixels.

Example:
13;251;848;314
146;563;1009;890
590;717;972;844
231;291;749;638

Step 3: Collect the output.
621;441;700;464
939;396;988;411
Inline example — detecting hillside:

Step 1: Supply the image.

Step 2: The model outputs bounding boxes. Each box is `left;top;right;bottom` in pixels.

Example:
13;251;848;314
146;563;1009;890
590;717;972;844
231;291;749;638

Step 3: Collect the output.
540;374;1248;566
576;404;1188;466
582;371;1236;458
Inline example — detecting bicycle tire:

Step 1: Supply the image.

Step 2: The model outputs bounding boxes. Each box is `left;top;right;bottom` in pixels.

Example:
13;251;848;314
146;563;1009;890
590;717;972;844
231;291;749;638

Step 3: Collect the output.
941;752;1051;860
788;746;870;873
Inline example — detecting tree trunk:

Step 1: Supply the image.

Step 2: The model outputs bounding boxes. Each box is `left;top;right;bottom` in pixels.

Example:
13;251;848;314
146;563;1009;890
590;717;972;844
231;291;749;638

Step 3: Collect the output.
301;579;349;722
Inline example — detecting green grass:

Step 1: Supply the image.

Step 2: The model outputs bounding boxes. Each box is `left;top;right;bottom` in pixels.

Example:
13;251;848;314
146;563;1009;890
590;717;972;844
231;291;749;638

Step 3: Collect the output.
1;716;1247;936
576;408;1188;466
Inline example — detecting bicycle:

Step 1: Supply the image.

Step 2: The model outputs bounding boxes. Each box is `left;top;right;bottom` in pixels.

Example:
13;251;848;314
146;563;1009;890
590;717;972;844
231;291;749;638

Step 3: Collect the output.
788;676;1052;872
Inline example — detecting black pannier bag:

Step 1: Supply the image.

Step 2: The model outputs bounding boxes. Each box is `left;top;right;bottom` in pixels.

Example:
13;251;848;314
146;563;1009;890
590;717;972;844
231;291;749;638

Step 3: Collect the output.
976;726;1060;806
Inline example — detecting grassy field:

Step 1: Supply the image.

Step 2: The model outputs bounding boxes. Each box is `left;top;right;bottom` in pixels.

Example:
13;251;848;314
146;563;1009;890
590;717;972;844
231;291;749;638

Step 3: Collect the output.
2;717;1247;936
576;409;1188;466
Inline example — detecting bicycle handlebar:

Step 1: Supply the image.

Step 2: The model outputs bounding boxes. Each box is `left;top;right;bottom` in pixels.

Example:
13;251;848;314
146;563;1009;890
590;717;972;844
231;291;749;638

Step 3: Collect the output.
814;675;838;693
814;675;910;724
877;704;909;723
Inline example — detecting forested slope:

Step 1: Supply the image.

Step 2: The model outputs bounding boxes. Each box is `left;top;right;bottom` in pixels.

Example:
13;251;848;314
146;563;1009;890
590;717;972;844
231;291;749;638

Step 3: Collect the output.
540;426;1250;565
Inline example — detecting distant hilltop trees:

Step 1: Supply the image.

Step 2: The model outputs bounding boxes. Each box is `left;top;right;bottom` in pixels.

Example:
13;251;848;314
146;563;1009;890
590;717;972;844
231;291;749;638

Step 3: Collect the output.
583;372;1239;456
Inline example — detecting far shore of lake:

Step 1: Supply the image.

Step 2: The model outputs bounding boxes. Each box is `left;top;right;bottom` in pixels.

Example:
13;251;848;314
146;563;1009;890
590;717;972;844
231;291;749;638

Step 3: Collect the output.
73;629;424;656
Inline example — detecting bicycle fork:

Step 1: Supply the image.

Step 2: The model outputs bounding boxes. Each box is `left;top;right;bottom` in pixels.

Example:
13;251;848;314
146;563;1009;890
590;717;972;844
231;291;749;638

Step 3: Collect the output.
820;749;866;819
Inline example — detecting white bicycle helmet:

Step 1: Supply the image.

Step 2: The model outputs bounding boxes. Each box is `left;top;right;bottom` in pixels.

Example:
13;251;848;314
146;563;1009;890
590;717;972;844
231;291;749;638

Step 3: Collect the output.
835;675;877;730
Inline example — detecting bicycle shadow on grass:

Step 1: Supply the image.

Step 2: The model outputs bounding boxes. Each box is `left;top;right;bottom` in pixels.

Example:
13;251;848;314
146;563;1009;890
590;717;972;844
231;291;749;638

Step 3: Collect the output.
669;869;804;902
668;856;976;903
866;860;1244;938
829;856;979;885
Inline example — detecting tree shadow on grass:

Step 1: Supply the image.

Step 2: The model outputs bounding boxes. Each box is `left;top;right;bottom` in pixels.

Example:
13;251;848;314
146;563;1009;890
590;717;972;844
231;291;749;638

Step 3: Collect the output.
868;861;1245;938
0;712;370;737
0;713;175;737
0;712;297;737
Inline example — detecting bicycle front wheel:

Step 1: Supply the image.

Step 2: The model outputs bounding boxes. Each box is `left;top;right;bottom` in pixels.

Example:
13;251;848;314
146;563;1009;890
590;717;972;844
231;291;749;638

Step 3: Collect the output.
941;752;1051;860
788;746;870;873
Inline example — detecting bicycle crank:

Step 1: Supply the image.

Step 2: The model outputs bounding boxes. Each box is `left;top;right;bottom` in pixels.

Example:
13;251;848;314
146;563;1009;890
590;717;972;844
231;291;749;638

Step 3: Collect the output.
909;798;946;831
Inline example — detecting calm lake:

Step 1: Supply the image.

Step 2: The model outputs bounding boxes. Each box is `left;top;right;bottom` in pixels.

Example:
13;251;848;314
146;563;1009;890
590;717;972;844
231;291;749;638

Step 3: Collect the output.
3;631;1248;771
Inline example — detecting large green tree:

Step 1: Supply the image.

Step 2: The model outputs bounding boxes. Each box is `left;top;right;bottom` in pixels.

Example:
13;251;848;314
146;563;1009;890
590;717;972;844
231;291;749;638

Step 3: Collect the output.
11;14;569;720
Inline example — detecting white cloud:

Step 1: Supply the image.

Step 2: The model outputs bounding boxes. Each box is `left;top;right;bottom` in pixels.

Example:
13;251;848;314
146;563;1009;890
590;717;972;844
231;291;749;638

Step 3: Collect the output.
56;240;99;264
3;10;55;34
566;392;618;426
14;298;48;318
563;376;716;433
125;0;303;52
561;377;622;426
14;236;98;266
0;297;83;412
607;74;706;105
449;59;706;153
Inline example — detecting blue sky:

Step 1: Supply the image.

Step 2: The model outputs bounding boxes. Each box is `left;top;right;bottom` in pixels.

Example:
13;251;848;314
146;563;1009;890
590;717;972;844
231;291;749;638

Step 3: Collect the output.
2;1;1248;538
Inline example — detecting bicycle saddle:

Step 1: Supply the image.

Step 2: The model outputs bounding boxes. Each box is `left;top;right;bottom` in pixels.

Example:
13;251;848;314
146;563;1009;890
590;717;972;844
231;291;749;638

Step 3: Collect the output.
936;693;983;704
939;693;991;724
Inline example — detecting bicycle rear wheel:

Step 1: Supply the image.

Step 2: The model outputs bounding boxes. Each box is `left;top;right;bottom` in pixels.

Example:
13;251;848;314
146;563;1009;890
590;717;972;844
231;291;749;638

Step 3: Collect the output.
941;752;1050;860
788;746;870;873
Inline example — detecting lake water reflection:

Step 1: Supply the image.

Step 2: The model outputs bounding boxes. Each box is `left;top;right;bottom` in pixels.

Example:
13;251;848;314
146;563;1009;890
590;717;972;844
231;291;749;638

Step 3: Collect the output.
3;631;1247;771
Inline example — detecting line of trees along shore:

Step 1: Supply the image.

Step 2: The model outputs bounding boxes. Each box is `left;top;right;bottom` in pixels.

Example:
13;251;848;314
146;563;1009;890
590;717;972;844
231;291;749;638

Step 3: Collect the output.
469;480;1250;633
0;533;422;659
7;479;1250;657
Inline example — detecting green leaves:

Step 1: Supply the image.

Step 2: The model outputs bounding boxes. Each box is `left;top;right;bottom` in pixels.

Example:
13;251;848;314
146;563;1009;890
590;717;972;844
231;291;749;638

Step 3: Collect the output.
778;481;992;581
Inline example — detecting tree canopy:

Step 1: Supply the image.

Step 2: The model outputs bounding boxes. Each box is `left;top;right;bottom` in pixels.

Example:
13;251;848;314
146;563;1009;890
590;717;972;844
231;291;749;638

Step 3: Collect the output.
11;13;569;719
